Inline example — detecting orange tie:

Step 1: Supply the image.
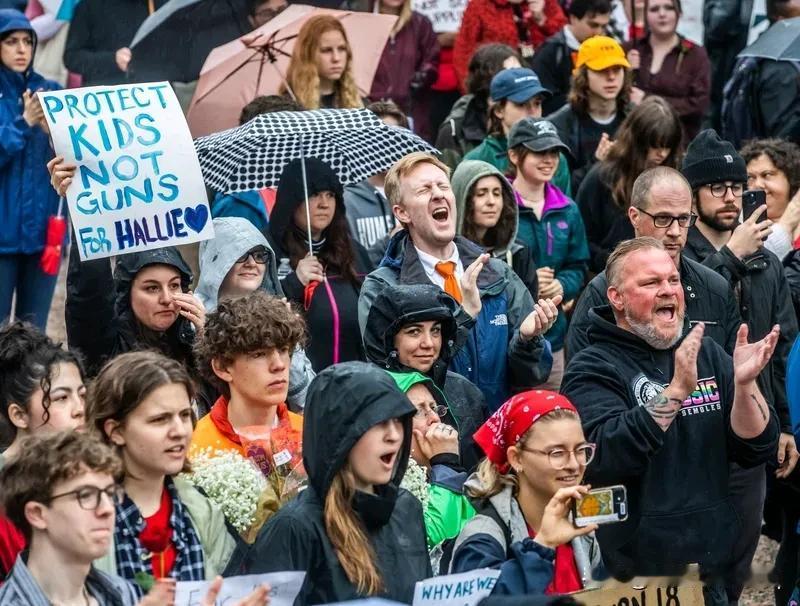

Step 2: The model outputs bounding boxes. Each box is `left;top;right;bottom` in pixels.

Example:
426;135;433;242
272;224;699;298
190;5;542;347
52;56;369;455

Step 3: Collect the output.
435;261;462;303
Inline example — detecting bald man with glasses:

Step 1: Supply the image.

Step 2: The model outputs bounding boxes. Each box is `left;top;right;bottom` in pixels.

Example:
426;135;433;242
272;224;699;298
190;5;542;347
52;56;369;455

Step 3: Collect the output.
566;165;742;359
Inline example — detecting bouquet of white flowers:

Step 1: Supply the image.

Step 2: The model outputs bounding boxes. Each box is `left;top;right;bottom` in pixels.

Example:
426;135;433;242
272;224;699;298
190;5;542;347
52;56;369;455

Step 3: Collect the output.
184;448;267;536
400;458;430;510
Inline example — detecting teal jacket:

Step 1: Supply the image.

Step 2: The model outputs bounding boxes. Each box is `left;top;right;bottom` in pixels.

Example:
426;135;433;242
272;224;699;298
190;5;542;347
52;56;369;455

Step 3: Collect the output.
515;183;589;352
463;135;572;198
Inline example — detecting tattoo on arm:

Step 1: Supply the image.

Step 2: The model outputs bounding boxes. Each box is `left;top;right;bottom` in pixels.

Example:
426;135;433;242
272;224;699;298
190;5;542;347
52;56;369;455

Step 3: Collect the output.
750;393;768;422
644;393;683;431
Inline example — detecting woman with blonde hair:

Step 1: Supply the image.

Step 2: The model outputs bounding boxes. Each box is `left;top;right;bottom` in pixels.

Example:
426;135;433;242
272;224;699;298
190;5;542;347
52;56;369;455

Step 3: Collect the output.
450;390;604;595
243;362;430;603
281;15;363;109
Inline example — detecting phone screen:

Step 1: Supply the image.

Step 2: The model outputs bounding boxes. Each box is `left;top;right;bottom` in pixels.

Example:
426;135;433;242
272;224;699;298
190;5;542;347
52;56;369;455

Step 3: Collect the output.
573;485;628;527
742;189;767;222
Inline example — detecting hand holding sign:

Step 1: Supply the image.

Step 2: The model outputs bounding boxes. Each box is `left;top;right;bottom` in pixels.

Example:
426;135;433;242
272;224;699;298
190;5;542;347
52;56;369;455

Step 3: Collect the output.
200;576;270;606
40;83;214;261
47;156;76;197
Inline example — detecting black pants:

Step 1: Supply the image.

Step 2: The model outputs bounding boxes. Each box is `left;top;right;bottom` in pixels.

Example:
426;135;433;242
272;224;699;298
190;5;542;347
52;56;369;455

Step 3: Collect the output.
724;463;767;604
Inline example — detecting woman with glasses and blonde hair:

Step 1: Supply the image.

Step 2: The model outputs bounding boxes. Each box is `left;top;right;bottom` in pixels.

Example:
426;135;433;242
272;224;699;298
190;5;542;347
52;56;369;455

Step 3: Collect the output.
281;15;363;110
449;390;604;595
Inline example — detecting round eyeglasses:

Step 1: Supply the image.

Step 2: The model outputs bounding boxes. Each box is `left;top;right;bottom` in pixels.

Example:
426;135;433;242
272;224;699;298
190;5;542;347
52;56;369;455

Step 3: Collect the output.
518;443;597;469
414;403;449;419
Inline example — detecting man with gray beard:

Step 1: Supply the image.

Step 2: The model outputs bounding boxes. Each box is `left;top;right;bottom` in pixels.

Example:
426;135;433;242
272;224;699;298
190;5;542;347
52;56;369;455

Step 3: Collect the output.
561;237;780;604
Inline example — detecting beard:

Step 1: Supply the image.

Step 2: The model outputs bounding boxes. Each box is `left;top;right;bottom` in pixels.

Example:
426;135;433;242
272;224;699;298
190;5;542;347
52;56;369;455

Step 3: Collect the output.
696;198;739;233
625;308;684;350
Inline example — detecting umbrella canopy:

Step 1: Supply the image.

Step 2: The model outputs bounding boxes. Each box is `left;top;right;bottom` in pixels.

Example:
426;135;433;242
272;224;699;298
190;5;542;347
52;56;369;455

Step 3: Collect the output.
186;4;397;137
739;16;800;61
129;0;250;83
194;108;437;193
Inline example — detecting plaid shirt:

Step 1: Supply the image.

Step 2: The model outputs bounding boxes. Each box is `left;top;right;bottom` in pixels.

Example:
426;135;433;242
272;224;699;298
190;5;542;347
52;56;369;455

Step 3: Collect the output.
114;477;205;594
0;553;138;606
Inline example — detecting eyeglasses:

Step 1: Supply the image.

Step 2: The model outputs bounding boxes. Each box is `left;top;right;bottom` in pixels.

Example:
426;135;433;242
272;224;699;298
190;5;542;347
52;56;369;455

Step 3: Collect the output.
636;208;697;228
705;183;745;198
236;248;269;264
49;484;125;510
518;443;597;469
414;403;449;419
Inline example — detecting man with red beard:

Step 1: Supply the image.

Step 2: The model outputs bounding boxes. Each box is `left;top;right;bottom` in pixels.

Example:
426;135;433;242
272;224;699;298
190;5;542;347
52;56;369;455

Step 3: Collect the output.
561;237;779;601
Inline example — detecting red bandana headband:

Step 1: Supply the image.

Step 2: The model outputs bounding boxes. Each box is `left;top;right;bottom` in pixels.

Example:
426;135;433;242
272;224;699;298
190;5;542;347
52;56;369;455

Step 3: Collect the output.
473;390;578;474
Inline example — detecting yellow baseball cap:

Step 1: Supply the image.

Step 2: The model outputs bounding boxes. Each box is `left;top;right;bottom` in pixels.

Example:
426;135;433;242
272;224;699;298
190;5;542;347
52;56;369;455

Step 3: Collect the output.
574;36;631;73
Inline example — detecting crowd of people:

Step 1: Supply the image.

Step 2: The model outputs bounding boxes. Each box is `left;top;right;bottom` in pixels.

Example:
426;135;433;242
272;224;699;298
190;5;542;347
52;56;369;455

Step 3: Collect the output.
3;0;800;604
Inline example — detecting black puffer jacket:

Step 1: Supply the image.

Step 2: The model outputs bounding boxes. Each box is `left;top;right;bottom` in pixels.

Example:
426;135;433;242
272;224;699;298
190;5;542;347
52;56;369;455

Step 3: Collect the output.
65;233;195;377
268;158;373;371
683;228;797;433
243;362;431;604
363;283;488;469
566;254;742;360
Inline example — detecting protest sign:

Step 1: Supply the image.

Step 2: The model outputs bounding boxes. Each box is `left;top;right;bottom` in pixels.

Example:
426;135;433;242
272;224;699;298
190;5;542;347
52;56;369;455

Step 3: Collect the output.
412;569;500;606
573;579;704;606
412;0;468;33
175;571;305;606
40;82;214;261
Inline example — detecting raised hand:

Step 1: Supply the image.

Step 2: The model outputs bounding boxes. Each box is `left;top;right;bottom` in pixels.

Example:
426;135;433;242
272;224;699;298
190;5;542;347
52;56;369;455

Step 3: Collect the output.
671;322;704;398
733;323;780;385
533;485;597;549
414;422;459;464
520;295;561;340
172;290;206;333
460;253;488;318
22;89;44;127
727;206;773;260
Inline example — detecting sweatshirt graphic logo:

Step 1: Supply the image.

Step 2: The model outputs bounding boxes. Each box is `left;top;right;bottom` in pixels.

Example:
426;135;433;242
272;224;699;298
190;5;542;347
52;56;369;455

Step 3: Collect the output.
632;373;722;417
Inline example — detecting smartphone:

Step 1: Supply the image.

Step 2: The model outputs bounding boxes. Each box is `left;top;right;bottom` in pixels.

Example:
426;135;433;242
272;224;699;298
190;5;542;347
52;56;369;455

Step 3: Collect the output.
742;189;767;222
573;485;628;527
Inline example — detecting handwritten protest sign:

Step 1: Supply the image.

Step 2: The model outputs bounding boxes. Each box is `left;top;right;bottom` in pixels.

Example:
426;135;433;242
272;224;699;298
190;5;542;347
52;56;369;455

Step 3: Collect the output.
175;572;305;606
40;82;214;261
412;0;468;32
412;569;500;606
573;579;704;606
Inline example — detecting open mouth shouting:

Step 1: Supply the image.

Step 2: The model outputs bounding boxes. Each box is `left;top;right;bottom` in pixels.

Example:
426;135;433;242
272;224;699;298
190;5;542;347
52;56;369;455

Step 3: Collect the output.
379;449;399;471
654;302;678;322
431;205;450;224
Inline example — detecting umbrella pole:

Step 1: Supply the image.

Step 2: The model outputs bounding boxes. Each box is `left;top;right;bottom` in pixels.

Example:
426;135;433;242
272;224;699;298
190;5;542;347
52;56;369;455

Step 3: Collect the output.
299;136;314;257
268;60;299;102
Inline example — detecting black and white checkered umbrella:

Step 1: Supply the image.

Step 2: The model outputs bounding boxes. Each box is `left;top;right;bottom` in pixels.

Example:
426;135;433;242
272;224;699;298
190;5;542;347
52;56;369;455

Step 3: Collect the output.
194;108;438;194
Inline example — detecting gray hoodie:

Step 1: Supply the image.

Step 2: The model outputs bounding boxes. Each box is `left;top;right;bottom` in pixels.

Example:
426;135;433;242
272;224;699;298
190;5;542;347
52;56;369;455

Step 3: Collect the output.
343;180;394;255
195;217;314;411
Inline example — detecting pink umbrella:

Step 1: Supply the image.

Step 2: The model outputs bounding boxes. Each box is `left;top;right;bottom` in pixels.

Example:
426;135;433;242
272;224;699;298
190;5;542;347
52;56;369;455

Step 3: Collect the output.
186;4;397;137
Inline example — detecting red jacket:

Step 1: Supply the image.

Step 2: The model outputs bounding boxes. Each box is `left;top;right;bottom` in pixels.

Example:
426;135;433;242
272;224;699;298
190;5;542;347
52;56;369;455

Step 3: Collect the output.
453;0;566;91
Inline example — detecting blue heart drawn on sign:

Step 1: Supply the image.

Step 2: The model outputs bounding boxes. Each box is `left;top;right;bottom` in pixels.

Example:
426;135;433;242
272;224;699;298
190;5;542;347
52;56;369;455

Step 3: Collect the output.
184;205;209;233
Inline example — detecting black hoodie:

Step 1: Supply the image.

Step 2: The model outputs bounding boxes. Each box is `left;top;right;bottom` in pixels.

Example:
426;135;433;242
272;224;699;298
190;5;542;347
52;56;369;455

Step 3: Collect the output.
243;362;431;604
363;283;488;469
268;158;373;372
561;306;779;579
65;234;195;377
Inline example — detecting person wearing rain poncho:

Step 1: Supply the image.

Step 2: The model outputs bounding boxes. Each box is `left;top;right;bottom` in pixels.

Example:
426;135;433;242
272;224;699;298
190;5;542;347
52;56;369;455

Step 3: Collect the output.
195;216;316;411
242;362;431;604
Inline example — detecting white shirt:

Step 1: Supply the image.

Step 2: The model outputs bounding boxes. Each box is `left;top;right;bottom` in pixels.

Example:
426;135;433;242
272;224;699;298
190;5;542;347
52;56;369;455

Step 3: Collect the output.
414;244;464;291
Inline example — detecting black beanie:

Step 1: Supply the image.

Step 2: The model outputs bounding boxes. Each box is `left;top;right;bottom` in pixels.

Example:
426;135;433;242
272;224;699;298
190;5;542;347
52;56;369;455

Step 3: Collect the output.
681;129;747;190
